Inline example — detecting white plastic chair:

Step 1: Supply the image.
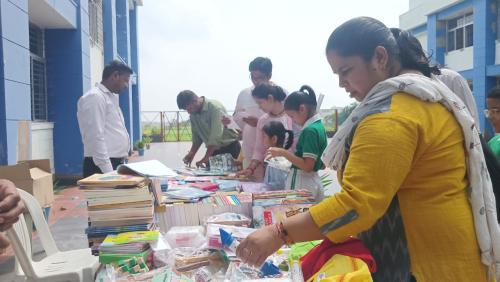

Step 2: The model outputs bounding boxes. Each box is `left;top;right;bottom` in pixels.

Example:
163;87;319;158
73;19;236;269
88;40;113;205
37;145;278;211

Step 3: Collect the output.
6;189;99;282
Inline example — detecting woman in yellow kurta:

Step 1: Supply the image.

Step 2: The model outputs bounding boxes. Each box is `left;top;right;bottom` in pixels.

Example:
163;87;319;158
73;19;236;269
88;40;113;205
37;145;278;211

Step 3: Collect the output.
236;17;495;281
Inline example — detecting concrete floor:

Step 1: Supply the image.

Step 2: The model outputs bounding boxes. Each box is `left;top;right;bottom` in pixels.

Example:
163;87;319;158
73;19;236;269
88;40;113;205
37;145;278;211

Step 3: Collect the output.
0;141;341;280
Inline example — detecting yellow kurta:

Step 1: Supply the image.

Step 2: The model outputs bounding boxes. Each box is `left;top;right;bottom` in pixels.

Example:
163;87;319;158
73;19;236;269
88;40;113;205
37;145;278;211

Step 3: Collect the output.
310;93;488;281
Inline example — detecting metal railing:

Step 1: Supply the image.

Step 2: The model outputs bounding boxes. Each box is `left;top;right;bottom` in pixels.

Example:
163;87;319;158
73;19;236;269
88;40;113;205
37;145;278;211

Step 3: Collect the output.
141;109;339;142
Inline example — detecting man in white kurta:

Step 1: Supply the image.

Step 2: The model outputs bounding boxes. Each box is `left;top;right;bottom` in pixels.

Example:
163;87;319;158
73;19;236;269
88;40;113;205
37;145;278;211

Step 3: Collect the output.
232;57;272;168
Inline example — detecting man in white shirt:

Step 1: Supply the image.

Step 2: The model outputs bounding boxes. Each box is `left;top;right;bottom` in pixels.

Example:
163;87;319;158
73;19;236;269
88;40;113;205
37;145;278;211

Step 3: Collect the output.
77;60;133;177
224;57;272;169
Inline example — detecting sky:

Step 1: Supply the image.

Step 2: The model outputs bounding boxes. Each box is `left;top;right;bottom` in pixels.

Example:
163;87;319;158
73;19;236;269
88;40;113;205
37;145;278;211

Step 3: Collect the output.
138;0;409;112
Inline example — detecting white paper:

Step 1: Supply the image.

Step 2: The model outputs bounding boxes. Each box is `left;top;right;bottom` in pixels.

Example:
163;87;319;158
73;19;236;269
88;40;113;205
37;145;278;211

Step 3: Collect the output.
316;93;325;111
117;160;178;177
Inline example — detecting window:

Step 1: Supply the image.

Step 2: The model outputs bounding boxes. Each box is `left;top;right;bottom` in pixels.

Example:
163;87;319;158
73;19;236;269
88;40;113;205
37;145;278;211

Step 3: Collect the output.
29;24;48;121
89;0;103;49
446;13;473;52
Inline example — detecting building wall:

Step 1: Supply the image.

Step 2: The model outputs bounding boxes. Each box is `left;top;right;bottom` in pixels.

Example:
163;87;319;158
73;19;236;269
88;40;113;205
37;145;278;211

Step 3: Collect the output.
415;32;428;52
90;44;104;87
445;47;474;71
0;0;31;165
401;0;461;30
45;0;91;175
0;0;143;176
405;0;495;133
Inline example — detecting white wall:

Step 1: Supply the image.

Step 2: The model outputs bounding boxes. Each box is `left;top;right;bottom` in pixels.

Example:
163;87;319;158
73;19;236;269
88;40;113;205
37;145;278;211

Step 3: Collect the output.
444;46;473;71
415;32;428;52
89;44;104;87
495;41;500;65
400;0;462;30
31;122;54;172
410;0;431;9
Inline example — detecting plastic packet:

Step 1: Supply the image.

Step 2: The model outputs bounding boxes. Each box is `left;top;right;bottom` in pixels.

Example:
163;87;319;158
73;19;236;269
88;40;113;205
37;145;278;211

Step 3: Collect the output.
205;212;251;227
166;226;206;248
174;247;213;273
206;224;255;250
193;265;224;282
151;233;173;268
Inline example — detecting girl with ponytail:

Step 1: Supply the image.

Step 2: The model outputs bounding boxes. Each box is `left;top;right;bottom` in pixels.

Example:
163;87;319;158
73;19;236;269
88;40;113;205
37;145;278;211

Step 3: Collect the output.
236;83;294;180
261;121;294;189
267;85;328;201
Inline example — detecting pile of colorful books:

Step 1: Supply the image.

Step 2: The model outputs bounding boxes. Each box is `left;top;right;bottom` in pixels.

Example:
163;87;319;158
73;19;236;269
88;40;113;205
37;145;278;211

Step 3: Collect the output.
78;173;154;250
98;230;159;264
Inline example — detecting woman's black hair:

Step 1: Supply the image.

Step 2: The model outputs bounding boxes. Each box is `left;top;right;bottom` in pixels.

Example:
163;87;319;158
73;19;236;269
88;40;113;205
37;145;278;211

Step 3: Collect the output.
251;83;287;101
326;17;439;77
284;85;317;118
262;121;294;150
389;28;440;77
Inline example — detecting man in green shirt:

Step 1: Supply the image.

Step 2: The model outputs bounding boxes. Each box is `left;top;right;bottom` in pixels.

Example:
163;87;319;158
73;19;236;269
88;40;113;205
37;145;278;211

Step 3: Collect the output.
486;87;500;160
177;90;240;167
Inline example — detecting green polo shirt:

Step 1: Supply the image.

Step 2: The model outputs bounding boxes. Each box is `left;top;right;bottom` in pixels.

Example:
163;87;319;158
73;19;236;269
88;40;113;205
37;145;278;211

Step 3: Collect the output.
190;97;239;147
488;134;500;160
292;118;328;171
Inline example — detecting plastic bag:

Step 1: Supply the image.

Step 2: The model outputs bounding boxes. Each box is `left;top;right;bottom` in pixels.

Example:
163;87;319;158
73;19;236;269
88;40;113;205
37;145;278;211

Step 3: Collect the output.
264;157;291;190
206;224;255;250
205;213;251;227
151;233;173;268
209;153;238;172
166;226;206;248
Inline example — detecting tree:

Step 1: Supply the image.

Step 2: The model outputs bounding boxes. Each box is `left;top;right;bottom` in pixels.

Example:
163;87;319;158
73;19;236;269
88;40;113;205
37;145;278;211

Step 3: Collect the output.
338;102;358;126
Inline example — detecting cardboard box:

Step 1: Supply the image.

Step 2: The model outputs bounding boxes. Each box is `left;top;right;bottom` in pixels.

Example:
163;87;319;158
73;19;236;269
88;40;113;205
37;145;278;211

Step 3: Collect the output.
0;159;54;207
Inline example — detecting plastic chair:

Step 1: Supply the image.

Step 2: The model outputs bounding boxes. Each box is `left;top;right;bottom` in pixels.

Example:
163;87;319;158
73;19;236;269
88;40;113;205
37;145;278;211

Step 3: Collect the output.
6;189;99;282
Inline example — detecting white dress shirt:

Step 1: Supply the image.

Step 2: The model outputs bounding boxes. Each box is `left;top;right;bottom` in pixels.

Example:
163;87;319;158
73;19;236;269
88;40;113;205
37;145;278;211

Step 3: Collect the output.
77;83;130;173
233;86;265;167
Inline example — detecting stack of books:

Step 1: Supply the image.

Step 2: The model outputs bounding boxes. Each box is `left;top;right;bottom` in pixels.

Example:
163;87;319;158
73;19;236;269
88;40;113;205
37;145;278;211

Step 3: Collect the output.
78;173;154;249
98;230;159;264
252;190;316;228
155;192;253;233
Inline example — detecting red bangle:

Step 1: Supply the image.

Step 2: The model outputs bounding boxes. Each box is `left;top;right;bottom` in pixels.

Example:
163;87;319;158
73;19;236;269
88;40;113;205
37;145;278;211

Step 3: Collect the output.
275;221;294;246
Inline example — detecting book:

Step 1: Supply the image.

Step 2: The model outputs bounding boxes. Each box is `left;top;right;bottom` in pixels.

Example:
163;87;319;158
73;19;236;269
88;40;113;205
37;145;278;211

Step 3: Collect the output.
101;231;159;246
190;182;219;192
78;173;146;187
99;249;151;264
164;188;213;200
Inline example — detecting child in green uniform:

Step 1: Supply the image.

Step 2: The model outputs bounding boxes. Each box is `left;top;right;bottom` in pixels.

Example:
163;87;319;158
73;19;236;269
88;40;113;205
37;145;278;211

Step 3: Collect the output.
486;87;500;160
266;85;327;201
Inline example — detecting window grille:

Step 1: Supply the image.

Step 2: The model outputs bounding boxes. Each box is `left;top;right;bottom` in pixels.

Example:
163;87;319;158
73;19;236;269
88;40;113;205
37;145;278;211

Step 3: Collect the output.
89;0;104;49
446;13;473;52
29;24;48;121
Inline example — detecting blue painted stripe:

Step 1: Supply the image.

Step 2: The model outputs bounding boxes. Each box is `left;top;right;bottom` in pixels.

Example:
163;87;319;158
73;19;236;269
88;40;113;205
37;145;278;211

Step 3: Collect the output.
437;0;473;20
486;65;500;76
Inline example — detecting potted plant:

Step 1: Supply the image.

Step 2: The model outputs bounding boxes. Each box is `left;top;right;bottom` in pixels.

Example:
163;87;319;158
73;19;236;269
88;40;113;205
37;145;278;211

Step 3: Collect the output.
143;136;152;149
135;140;145;156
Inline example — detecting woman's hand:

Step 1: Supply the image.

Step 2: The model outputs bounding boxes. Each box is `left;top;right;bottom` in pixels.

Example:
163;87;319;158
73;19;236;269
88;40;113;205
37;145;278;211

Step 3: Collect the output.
236;225;284;267
266;147;287;159
0;180;24;231
236;168;253;177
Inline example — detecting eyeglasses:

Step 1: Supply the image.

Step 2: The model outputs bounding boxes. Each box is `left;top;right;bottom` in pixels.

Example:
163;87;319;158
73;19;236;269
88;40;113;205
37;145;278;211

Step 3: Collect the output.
484;108;500;118
249;73;268;82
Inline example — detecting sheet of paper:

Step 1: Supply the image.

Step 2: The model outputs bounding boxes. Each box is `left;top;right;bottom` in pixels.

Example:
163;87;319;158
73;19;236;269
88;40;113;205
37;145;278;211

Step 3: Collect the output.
117;160;178;177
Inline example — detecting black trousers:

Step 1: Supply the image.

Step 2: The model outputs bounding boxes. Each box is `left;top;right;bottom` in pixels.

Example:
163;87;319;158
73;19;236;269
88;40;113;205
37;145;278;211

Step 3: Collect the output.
83;157;125;178
213;141;241;159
